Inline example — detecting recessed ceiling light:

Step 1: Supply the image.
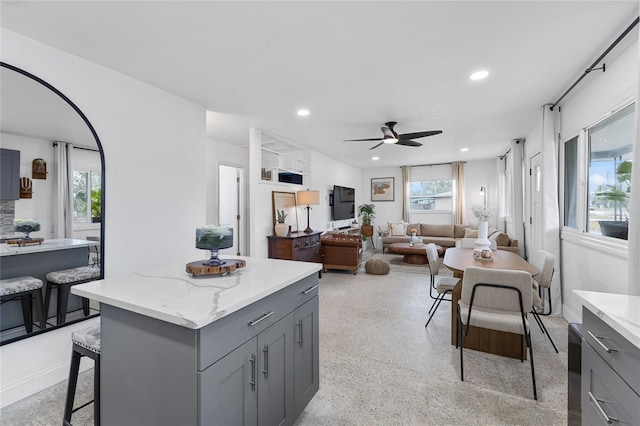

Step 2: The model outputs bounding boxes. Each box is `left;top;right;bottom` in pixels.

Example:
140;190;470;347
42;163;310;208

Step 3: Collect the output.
372;156;380;161
297;109;310;117
470;70;489;81
460;148;469;152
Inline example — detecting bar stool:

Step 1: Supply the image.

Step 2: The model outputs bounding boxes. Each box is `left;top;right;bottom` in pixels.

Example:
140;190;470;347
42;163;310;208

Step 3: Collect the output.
64;317;100;426
0;276;46;333
44;266;100;325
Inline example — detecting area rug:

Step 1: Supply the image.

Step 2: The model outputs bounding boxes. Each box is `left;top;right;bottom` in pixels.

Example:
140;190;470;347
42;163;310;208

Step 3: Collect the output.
360;250;453;276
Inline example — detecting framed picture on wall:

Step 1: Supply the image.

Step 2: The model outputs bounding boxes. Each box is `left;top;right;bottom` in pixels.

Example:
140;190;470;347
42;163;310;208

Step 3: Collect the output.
371;177;395;201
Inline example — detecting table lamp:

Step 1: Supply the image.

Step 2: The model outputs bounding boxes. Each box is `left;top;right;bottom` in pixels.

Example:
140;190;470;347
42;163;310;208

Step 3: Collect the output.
297;189;320;233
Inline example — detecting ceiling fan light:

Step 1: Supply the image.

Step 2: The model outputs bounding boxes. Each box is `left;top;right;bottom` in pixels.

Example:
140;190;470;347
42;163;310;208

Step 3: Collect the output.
383;137;398;144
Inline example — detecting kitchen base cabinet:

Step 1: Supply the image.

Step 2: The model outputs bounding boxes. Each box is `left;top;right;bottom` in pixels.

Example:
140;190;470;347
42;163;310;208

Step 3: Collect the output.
101;273;319;426
581;307;640;425
294;297;319;420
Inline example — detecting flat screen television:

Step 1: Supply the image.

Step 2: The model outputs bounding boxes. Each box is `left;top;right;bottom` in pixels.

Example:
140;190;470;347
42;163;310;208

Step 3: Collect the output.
332;185;355;222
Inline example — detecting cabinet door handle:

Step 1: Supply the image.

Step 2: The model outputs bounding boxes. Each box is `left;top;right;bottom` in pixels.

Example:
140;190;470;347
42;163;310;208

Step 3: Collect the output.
587;330;618;353
249;354;256;392
588;392;618;424
248;311;274;327
302;285;318;295
262;345;269;379
297;320;303;347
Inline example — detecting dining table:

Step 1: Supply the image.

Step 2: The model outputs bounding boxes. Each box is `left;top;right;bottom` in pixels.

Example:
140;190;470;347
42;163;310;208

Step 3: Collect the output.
443;248;539;359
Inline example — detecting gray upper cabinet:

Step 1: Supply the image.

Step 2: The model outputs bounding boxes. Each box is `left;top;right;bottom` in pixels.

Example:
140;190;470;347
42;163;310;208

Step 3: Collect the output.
0;148;20;200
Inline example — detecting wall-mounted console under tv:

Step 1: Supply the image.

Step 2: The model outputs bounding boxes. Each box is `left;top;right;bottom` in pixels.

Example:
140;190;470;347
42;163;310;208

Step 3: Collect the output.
331;185;355;224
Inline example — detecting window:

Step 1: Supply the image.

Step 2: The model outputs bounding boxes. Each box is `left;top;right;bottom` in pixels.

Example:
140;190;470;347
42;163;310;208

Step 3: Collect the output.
587;103;634;239
409;180;453;211
73;170;101;224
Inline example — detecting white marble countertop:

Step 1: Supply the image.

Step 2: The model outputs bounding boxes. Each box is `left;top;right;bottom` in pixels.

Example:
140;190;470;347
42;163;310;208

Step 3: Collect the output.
0;238;98;257
72;256;321;329
574;290;640;349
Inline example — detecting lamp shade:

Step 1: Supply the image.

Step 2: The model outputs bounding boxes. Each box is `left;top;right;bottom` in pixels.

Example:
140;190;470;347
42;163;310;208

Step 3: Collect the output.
297;190;320;206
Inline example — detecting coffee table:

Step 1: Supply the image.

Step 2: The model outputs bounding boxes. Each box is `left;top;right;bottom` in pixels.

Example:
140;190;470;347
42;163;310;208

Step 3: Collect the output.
387;242;443;264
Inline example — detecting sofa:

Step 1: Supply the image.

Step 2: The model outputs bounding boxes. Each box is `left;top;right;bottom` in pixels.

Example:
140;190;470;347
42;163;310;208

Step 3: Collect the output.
381;222;520;255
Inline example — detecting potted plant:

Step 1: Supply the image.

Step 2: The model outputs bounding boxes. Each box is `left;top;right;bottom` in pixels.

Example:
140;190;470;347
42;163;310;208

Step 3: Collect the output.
358;203;376;240
91;188;102;223
275;209;288;236
596;160;631;240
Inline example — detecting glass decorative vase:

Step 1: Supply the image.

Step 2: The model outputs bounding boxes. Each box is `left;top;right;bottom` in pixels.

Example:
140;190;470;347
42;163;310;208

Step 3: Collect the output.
195;225;234;267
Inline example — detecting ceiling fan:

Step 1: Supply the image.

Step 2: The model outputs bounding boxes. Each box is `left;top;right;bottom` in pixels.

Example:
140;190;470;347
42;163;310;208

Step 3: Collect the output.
344;121;442;150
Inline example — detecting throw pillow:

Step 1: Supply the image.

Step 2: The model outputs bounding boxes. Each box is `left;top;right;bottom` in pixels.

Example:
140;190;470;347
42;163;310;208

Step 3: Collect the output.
389;222;405;236
463;228;478;238
493;232;511;247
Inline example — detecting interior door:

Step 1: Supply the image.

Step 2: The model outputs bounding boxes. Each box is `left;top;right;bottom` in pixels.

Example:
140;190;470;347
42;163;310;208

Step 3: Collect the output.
530;153;543;255
219;164;244;255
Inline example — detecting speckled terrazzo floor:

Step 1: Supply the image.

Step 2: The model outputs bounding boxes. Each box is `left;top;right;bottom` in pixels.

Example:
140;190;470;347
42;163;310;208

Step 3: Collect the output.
1;258;569;425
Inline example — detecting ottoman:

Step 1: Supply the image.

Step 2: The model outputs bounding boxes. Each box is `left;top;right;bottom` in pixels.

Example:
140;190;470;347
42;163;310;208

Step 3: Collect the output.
365;259;390;275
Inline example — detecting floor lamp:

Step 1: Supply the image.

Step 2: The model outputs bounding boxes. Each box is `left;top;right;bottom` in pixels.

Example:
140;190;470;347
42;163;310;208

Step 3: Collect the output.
297;189;320;233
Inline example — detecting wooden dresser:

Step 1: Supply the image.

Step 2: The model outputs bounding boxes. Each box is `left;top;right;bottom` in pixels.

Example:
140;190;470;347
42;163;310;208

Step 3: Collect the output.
267;231;323;263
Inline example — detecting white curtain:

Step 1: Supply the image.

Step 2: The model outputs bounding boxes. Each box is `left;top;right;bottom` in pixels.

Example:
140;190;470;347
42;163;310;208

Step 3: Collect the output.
401;166;410;222
628;49;640;296
53;142;73;238
496;157;507;232
452;162;464;224
541;107;563;315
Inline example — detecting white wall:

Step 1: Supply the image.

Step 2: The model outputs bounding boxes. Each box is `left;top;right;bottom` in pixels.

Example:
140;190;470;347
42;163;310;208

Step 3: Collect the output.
361;166;403;231
463;160;498;228
556;38;638;323
1;133;53;239
361;161;498;232
1;29;207;406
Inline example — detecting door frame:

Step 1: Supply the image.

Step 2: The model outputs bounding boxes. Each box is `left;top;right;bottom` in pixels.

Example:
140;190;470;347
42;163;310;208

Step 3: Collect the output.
218;162;247;256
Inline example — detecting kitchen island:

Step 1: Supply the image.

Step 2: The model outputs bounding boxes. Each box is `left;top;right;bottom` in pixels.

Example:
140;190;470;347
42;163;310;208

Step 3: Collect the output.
73;256;321;426
1;238;99;335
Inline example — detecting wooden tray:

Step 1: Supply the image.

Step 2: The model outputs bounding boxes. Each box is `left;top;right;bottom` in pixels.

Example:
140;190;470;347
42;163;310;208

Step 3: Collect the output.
186;259;246;277
6;238;44;246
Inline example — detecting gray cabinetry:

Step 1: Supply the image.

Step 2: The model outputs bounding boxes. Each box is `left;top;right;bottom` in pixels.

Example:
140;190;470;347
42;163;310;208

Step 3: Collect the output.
0;148;20;200
581;307;640;425
294;297;319;419
101;273;319;426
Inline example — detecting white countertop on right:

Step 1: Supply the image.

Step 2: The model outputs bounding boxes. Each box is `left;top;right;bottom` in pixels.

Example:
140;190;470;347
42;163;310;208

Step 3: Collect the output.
574;290;640;349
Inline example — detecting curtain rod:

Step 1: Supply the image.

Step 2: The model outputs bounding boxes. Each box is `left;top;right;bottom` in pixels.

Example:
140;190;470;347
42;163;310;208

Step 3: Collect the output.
549;16;639;110
53;142;99;152
401;161;466;168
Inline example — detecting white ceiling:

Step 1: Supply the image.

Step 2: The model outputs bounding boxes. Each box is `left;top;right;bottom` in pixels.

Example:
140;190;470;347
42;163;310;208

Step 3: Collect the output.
1;1;638;168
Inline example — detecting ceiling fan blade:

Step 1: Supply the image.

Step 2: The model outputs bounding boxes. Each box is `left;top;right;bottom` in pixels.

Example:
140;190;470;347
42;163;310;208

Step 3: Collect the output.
344;138;384;142
369;142;385;150
396;140;422;147
397;130;443;140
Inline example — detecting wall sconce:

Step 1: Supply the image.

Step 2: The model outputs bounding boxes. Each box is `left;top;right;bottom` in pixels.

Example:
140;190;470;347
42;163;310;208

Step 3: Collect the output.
297;189;320;233
480;186;487;207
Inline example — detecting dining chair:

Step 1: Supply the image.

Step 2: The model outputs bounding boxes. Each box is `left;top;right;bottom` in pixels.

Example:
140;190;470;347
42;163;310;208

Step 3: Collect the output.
424;243;460;327
457;266;537;400
529;250;558;353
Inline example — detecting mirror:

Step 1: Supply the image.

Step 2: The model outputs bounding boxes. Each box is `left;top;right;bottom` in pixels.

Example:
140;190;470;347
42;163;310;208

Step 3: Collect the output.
0;62;105;345
272;191;298;232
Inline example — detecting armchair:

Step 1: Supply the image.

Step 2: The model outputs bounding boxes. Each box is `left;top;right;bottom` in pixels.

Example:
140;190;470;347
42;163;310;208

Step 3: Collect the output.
321;233;363;275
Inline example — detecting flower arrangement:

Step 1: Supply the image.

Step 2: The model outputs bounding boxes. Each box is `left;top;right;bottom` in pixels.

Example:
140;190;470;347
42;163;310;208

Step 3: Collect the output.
195;225;234;250
410;228;418;235
14;219;41;233
471;205;493;222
